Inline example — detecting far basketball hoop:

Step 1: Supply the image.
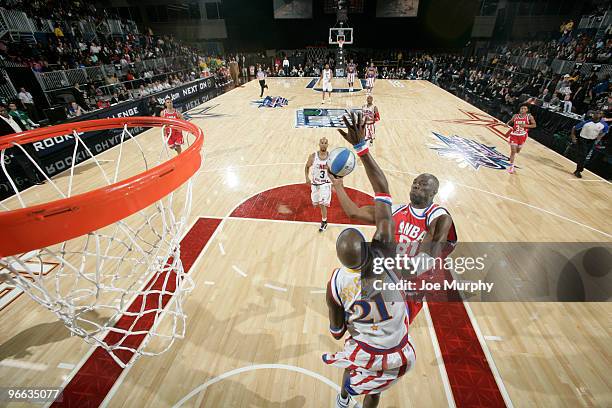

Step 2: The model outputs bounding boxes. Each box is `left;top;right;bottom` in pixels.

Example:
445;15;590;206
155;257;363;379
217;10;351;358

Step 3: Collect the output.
329;27;353;46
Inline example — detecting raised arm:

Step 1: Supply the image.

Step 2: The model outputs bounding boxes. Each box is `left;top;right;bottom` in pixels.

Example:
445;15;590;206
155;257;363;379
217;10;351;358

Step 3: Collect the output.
338;112;393;243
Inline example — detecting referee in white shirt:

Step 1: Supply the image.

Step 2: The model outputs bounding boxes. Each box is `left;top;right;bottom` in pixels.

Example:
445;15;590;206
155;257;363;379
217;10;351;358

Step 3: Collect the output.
257;65;268;97
570;110;609;178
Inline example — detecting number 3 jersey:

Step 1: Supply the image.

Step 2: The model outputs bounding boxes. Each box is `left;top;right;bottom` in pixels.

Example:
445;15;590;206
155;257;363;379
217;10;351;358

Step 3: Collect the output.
311;151;330;185
327;267;409;350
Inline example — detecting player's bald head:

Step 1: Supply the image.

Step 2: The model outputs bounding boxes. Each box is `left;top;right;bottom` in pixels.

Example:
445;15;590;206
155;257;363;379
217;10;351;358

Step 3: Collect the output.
336;228;367;269
420;173;439;191
319;137;328;151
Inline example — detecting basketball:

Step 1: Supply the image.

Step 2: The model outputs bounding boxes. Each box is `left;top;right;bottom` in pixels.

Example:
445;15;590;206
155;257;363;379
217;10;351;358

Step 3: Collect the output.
327;147;356;178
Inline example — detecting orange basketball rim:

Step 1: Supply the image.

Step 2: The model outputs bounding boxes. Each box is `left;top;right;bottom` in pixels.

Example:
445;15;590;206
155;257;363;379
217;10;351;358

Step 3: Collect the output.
0;117;204;257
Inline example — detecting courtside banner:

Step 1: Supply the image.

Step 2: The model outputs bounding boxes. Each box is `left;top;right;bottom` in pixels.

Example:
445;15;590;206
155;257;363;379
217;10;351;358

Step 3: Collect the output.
351;241;612;303
32;76;217;157
0;76;218;200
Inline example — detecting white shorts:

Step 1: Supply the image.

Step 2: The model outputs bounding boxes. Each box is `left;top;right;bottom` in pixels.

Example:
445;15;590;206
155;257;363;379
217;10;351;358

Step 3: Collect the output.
347;73;356;83
311;183;331;206
366;77;375;88
322;81;333;92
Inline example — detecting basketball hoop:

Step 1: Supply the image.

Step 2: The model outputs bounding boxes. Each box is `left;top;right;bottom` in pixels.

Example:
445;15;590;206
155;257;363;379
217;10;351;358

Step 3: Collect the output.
0;117;203;367
338;39;345;49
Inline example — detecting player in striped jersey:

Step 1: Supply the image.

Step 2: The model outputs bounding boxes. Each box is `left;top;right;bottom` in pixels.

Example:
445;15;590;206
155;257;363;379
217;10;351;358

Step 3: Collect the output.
362;95;380;144
324;112;415;408
365;63;378;95
347;59;357;92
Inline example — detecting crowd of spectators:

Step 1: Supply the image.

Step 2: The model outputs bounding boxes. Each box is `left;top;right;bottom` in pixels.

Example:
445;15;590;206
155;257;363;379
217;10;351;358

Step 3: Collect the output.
65;71;204;118
496;35;611;64
494;9;611;63
430;53;611;120
0;0;201;73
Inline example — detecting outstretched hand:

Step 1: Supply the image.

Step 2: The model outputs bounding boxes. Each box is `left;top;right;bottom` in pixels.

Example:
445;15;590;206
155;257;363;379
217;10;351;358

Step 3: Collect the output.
338;111;366;146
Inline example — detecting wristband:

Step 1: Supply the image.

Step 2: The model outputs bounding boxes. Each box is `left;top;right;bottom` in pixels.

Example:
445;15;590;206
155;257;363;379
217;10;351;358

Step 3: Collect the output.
353;140;369;157
374;193;392;206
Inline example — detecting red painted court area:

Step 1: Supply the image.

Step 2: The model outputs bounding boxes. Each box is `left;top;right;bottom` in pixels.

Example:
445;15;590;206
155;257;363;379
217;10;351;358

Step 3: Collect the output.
53;185;505;407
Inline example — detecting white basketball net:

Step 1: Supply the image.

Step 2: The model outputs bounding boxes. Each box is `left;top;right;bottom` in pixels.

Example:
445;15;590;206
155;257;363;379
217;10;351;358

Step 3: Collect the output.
0;123;197;368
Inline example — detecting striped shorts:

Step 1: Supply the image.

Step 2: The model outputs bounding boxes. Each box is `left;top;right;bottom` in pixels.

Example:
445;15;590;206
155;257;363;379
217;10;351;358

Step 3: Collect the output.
322;336;416;395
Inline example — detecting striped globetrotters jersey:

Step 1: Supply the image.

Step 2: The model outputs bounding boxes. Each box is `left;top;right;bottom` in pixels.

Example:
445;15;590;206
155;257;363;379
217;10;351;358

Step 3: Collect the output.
323;266;416;395
347;63;357;83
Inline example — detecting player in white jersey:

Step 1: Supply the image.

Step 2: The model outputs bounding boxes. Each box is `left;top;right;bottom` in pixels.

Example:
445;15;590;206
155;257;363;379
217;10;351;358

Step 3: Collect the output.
319;63;334;104
365;62;377;94
324;112;415;408
305;137;331;232
346;59;357;92
362;95;380;144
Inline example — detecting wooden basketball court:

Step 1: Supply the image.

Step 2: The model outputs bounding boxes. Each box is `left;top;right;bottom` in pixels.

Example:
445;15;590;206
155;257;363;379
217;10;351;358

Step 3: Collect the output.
1;78;610;407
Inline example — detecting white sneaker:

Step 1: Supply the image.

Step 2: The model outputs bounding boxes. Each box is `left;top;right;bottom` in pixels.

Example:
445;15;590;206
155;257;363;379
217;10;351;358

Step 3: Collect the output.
335;393;362;408
335;394;350;408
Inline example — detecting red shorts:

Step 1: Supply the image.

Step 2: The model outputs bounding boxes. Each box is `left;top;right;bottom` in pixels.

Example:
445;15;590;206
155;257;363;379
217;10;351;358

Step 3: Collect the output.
508;132;527;146
166;130;184;147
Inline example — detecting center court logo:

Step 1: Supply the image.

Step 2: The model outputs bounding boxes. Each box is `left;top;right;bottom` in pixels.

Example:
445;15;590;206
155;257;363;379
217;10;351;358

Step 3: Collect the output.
428;132;513;170
295;108;361;128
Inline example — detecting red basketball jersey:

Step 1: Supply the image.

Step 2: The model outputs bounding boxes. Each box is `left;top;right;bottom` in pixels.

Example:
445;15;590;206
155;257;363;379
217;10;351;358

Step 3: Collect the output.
392;203;457;322
161;109;180;120
161;108;184;146
392;203;457;249
511;114;530;136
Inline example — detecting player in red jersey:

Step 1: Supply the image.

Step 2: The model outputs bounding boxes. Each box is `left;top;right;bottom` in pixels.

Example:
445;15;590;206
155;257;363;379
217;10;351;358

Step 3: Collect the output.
331;173;456;255
505;103;536;174
160;96;185;154
330;171;457;318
